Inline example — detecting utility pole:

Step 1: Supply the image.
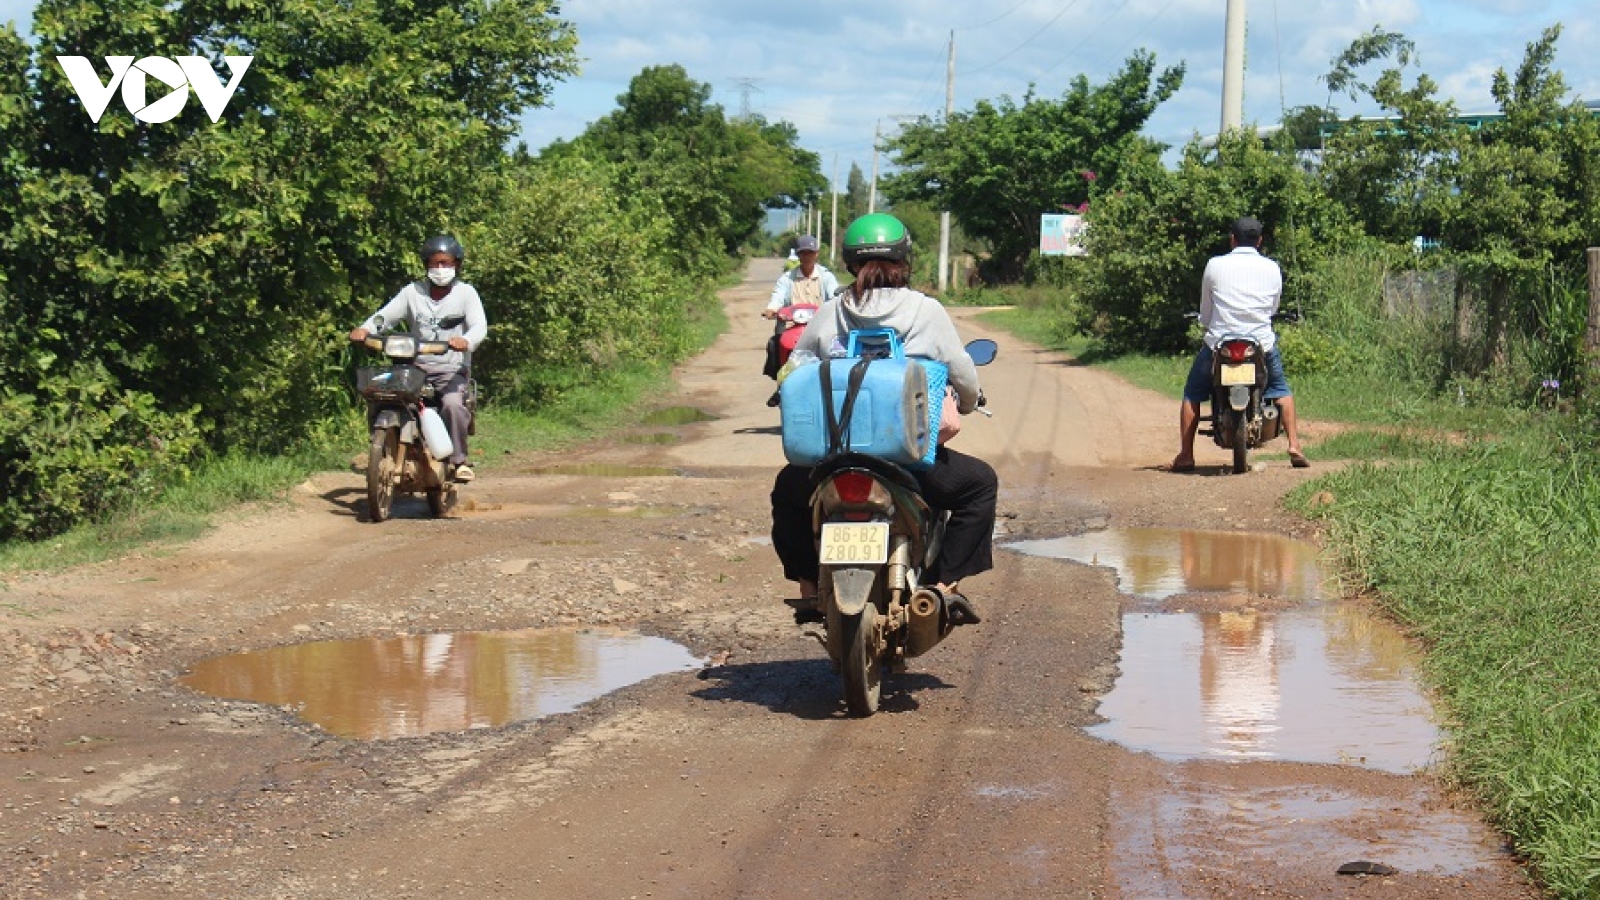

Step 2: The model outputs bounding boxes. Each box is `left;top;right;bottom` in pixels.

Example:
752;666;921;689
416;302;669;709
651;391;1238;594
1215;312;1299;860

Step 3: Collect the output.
938;30;955;293
1220;0;1246;134
830;154;840;264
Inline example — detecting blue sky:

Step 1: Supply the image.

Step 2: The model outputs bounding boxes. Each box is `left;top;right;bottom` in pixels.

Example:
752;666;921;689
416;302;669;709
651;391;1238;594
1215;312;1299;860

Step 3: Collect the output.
6;0;1597;193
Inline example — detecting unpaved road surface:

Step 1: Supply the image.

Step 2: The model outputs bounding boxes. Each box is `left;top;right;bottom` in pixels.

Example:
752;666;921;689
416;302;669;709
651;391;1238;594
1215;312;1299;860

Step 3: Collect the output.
1;260;1538;899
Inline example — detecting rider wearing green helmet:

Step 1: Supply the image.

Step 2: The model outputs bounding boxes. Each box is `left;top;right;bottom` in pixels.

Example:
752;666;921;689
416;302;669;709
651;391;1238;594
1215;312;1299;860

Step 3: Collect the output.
770;213;998;624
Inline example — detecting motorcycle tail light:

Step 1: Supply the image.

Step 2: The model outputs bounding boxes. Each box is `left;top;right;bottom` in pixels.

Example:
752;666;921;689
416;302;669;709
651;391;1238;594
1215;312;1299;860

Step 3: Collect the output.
832;472;876;504
1222;341;1252;363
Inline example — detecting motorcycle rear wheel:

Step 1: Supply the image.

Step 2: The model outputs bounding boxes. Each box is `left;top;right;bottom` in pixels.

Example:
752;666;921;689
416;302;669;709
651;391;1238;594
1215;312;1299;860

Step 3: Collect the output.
367;429;398;522
426;484;450;517
841;605;883;717
1231;412;1249;474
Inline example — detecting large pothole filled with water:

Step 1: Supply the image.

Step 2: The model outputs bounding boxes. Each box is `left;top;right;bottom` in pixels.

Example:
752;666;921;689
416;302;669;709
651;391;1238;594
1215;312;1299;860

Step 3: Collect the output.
1008;528;1438;773
179;628;703;740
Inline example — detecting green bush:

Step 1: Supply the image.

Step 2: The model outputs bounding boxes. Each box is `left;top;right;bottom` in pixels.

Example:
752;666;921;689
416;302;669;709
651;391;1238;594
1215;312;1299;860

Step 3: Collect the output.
0;364;201;541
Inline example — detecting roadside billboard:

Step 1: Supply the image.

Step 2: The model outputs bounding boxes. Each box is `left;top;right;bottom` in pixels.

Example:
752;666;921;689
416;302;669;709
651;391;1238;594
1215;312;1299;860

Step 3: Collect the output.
1040;213;1086;257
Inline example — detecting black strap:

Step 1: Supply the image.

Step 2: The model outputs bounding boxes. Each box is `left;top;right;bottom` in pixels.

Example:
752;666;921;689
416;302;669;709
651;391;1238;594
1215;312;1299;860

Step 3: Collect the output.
820;357;873;459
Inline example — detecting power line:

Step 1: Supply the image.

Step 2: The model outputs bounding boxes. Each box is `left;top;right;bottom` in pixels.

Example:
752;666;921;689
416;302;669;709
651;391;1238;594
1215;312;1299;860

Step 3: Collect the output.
959;0;1087;77
1034;0;1142;82
957;0;1034;31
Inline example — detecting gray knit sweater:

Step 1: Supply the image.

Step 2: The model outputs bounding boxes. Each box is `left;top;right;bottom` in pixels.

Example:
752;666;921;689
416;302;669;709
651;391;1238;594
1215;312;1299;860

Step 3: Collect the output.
790;286;981;414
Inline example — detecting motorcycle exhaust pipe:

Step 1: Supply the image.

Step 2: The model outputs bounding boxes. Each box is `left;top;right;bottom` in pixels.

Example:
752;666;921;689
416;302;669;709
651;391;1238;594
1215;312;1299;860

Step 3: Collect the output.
904;587;948;658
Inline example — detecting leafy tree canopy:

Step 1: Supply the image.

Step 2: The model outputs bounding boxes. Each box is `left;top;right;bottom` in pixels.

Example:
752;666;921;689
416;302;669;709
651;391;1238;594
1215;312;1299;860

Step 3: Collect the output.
883;50;1184;281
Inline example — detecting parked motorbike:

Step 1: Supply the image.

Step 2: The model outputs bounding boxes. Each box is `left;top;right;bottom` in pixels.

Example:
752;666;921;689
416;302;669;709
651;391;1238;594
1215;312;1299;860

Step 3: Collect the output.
351;328;474;521
806;338;997;716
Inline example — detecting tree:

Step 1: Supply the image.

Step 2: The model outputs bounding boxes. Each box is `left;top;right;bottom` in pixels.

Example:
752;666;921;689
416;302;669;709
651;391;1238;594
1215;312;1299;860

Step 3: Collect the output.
844;162;870;222
883;50;1184;281
559;65;825;278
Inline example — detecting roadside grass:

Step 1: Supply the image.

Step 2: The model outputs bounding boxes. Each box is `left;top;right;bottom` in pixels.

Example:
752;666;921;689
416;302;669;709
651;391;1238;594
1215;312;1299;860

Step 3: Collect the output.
0;288;730;576
1286;431;1600;898
981;291;1600;897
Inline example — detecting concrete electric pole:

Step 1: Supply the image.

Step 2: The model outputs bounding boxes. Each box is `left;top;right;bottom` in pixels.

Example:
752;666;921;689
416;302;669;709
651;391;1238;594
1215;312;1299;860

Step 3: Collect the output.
1220;0;1246;134
938;30;954;293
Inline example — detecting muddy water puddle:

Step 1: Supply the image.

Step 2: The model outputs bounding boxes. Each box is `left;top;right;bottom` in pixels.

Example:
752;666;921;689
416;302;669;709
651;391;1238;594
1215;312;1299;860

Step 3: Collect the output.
179;629;703;740
1007;528;1438;772
641;406;718;426
525;463;682;477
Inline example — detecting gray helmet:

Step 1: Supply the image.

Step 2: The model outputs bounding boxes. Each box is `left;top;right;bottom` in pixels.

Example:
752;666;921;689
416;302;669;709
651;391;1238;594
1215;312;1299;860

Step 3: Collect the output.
419;234;464;265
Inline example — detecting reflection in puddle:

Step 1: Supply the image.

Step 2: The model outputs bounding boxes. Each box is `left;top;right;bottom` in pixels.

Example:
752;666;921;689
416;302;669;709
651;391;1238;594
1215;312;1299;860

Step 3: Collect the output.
1007;528;1438;772
180;629;703;740
1094;609;1436;771
526;464;681;477
641;406;718;426
620;432;681;445
1008;527;1324;602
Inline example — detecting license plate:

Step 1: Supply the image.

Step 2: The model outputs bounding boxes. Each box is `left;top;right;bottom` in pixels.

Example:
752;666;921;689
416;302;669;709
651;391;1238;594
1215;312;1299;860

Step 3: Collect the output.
819;523;890;565
1220;364;1255;386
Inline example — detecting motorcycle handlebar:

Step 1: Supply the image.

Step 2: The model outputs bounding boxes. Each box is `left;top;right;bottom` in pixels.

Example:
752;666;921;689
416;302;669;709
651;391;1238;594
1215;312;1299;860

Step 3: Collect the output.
352;334;451;356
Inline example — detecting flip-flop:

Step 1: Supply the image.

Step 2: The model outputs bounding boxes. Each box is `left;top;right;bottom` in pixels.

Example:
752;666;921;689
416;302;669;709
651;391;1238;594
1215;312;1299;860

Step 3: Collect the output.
1288;450;1311;469
943;590;982;626
1166;461;1196;473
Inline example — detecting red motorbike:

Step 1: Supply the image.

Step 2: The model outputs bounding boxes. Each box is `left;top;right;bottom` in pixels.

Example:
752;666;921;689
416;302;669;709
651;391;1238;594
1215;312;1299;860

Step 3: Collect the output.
763;303;820;405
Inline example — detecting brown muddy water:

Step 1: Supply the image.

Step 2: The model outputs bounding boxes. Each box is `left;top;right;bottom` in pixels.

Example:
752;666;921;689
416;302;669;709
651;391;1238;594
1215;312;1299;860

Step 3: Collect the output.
641;406;718;426
1006;528;1439;773
524;463;682;477
179;629;703;740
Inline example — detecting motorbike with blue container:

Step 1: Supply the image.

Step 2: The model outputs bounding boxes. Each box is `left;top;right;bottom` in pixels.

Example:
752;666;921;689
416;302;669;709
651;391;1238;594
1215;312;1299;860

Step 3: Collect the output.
779;328;997;715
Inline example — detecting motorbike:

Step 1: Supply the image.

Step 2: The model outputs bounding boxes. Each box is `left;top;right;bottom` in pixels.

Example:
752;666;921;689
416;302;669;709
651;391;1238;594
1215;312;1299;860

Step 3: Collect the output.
763;302;820;406
1198;326;1287;474
763;303;819;377
806;338;997;716
351;328;475;521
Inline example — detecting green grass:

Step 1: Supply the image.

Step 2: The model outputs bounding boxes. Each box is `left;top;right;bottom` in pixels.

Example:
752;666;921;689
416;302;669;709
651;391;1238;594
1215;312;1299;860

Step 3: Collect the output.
0;289;730;576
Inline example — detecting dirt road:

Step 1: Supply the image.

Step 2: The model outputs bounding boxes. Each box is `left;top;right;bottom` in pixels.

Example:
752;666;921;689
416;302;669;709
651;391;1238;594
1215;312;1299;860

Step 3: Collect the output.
0;260;1538;899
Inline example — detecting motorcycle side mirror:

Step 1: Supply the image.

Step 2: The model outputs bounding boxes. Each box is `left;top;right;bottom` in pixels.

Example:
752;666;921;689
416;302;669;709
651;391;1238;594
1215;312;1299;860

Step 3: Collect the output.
966;339;998;366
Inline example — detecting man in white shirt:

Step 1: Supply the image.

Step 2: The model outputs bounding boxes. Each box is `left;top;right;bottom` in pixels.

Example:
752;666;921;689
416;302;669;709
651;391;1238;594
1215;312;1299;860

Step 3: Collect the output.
1170;217;1308;471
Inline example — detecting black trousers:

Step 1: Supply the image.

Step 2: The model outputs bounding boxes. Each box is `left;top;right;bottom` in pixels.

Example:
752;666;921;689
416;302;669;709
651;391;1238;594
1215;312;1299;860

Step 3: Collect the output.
770;446;998;587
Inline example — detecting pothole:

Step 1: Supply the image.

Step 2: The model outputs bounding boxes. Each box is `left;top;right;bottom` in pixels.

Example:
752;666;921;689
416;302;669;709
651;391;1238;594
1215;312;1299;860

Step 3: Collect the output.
179;629;704;740
525;464;683;477
1007;528;1438;772
641;406;718;426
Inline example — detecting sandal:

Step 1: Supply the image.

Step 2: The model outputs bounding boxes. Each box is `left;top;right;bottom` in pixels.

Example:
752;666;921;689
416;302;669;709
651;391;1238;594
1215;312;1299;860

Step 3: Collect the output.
783;596;823;625
1287;450;1311;469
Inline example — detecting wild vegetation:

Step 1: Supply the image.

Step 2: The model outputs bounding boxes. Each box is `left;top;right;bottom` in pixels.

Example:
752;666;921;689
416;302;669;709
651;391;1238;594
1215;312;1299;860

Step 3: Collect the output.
0;1;822;544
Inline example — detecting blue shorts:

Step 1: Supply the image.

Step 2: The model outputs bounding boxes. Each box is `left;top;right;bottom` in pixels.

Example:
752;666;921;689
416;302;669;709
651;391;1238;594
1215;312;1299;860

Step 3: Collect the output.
1183;344;1292;404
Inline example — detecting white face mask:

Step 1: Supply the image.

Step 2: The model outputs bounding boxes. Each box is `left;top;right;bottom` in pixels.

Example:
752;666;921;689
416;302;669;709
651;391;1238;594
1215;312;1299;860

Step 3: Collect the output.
427;266;456;287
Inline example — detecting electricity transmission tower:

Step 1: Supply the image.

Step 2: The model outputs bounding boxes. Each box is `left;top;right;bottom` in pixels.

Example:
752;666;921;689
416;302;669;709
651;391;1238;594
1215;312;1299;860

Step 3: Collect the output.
730;77;762;120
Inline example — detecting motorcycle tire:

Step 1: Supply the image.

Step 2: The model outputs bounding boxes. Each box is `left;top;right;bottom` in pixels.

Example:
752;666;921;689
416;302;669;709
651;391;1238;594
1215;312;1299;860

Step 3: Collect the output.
366;429;398;522
841;605;883;717
1231;412;1249;474
426;484;450;517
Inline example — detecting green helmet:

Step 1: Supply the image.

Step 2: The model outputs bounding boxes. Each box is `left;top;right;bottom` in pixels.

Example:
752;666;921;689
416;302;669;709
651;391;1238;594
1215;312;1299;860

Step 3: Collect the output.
842;213;912;268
